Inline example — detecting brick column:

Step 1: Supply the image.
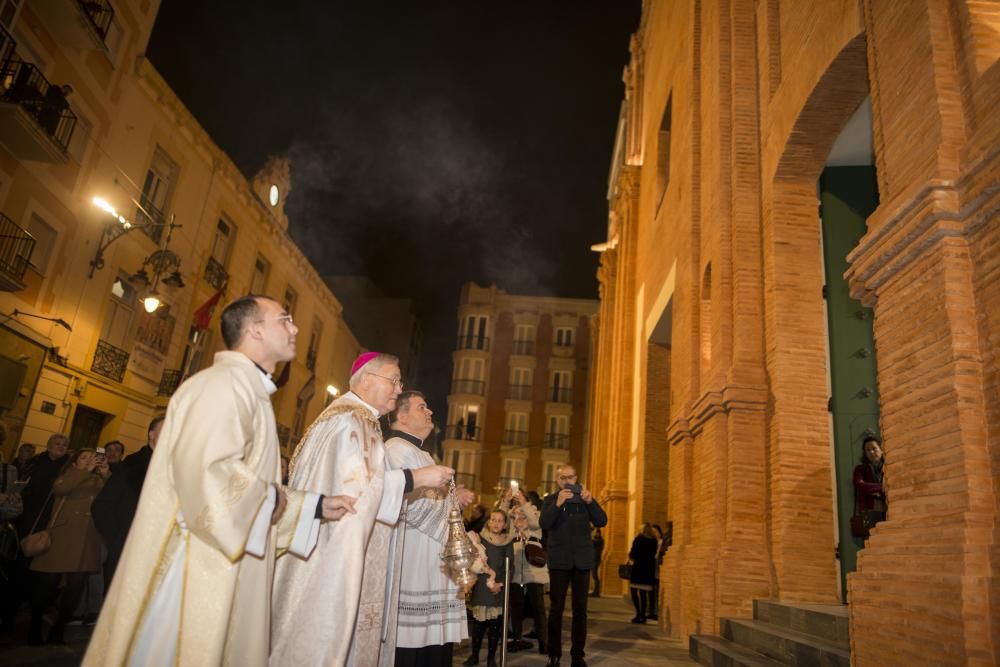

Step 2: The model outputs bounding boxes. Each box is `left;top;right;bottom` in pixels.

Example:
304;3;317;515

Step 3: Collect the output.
845;1;999;664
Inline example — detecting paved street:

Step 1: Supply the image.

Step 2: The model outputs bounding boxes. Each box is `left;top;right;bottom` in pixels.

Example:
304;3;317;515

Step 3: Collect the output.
453;595;697;667
0;595;696;667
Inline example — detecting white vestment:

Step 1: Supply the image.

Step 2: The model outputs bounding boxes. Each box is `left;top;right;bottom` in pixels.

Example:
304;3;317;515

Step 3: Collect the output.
83;351;319;667
383;433;468;655
270;392;406;667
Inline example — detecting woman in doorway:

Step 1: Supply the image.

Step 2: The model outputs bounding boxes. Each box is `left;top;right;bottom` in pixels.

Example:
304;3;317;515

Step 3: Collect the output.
853;435;887;524
28;448;108;645
627;523;659;624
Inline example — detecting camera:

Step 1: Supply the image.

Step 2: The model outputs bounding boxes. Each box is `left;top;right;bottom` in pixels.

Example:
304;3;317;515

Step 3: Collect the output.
563;483;583;503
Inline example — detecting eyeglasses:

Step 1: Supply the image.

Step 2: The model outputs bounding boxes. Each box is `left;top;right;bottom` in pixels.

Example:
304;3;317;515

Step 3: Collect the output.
557;474;577;481
256;314;295;327
368;372;404;389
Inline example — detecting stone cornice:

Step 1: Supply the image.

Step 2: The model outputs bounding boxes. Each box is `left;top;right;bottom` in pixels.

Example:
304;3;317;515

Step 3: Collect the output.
667;383;769;444
133;57;344;318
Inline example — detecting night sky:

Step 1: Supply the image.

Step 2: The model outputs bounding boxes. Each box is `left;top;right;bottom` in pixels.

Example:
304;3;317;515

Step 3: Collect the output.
148;2;640;416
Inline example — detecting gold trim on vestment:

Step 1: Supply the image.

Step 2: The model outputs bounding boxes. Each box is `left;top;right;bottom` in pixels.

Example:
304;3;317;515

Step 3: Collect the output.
288;401;382;480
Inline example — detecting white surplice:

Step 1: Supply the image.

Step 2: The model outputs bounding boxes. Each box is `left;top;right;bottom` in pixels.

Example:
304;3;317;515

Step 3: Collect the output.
270;392;406;667
83;351;319;667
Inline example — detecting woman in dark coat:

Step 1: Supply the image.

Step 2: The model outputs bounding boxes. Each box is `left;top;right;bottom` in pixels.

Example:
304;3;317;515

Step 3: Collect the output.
628;523;659;624
28;448;108;644
853;436;887;526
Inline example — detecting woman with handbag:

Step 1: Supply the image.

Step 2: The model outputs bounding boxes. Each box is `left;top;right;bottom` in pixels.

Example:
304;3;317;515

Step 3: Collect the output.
627;523;659;624
27;448;108;645
507;503;548;655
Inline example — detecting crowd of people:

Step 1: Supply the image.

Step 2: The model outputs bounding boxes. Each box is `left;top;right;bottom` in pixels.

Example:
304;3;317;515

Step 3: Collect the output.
0;293;699;667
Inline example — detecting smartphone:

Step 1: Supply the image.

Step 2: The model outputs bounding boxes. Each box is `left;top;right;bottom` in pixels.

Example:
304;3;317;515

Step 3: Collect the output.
510;480;519;491
95;447;106;463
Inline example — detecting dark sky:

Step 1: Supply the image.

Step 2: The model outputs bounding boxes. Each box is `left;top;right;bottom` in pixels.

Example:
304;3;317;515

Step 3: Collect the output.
148;2;640;417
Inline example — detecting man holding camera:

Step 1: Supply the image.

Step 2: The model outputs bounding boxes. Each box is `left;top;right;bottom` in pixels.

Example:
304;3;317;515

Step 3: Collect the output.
539;464;608;667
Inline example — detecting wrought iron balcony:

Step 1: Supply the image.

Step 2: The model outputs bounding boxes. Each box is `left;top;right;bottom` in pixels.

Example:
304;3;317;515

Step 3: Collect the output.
0;56;77;162
444;423;481;441
451;378;485;396
0;211;35;291
543;433;571;449
511;339;535;356
0;23;13;67
203;256;228;291
157;368;182;397
135;196;166;244
503;429;528;446
457;334;489;352
508;384;532;401
91;339;129;382
32;0;115;49
549;387;573;403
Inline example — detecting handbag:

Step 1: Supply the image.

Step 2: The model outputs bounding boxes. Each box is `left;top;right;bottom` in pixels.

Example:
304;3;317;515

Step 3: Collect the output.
19;492;63;559
618;562;632;580
524;537;547;568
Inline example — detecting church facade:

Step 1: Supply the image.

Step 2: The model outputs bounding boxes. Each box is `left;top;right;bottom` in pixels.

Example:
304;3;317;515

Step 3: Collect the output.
586;1;999;665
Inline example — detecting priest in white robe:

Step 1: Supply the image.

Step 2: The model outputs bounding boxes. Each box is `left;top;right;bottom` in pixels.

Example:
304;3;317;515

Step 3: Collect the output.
383;391;474;667
83;296;356;667
270;353;454;667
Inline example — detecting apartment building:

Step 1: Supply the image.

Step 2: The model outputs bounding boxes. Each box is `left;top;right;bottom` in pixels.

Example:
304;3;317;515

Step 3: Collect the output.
442;282;597;501
0;1;361;458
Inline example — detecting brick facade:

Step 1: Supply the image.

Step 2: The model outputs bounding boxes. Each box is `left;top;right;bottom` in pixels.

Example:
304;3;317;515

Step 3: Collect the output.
587;1;999;664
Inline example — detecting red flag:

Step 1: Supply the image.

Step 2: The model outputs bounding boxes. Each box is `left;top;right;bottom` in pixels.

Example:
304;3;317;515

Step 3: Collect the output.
193;289;224;331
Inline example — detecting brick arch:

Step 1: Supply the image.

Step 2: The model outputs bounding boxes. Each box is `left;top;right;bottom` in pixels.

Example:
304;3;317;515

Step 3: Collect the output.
774;32;870;184
760;31;874;604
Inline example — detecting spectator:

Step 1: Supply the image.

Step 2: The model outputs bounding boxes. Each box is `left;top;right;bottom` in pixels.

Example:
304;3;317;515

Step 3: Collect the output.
508;503;548;655
590;527;604;597
627;524;659;624
540;464;608;667
465;503;488;534
465;509;513;667
526;489;543;512
102;441;125;471
14;443;36;481
92;416;163;585
17;435;69;543
854;435;886;526
0;452;23;632
28;448;108;645
38;84;72;138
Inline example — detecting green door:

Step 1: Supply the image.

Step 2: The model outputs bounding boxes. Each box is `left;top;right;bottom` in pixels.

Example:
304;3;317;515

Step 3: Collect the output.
819;166;880;600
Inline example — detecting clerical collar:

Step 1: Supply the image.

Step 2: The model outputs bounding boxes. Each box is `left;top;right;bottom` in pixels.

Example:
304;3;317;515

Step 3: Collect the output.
386;429;422;447
344;391;380;418
250;360;278;395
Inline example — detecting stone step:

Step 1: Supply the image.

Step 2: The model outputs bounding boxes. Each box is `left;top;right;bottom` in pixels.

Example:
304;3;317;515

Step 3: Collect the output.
690;634;786;667
721;618;851;667
753;600;850;646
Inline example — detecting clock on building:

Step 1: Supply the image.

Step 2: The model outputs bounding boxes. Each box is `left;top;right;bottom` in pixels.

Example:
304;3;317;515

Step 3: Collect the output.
269;184;280;207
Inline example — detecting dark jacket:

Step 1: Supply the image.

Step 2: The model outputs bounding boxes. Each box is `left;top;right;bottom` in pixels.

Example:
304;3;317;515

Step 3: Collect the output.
628;535;659;586
539;491;608;570
853;461;885;512
92;445;153;564
470;532;513;608
16;453;69;535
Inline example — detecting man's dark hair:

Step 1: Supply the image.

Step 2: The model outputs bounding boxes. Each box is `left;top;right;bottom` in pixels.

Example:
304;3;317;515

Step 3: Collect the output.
104;440;124;453
220;295;270;349
148;415;166;436
388;390;425;425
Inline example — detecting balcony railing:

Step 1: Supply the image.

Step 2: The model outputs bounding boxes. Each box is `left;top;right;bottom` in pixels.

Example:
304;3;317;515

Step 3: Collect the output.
549;387;573;403
0;211;35;290
0;24;14;68
135;196;166;244
451;378;485;396
0;58;77;153
444;423;481;441
204;256;229;291
511;339;535;356
543;433;571;449
503;430;528;446
157;369;182;397
508;384;532;401
457;334;489;352
91;339;129;382
78;0;115;41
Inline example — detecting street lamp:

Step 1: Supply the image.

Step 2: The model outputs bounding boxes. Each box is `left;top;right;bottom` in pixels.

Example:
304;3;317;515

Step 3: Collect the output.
90;195;184;315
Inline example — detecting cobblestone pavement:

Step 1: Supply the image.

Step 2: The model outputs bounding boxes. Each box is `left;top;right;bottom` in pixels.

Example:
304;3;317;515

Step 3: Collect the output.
453;595;698;667
0;595;697;666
